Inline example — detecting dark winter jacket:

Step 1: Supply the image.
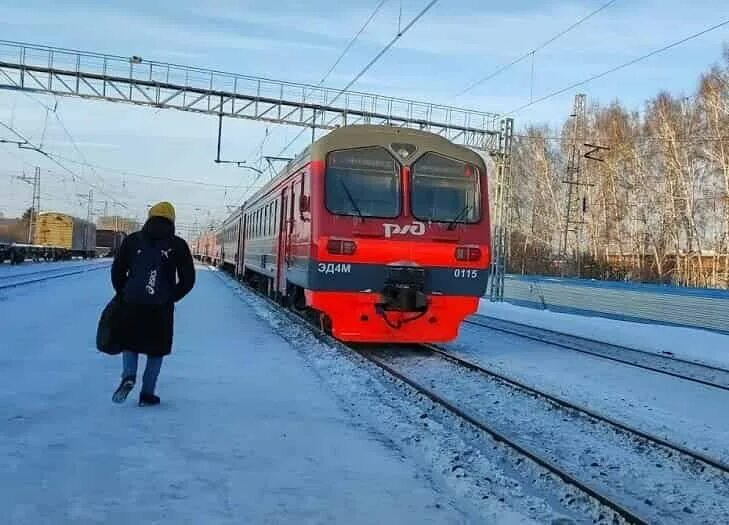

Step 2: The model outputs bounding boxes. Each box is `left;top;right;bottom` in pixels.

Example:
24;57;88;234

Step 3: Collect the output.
110;216;195;357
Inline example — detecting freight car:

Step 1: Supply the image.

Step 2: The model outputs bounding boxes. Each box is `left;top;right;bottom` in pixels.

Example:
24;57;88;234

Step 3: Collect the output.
95;229;126;257
210;125;491;343
34;212;96;259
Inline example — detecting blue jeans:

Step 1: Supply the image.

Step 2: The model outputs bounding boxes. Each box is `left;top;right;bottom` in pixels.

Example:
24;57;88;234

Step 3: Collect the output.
122;352;163;395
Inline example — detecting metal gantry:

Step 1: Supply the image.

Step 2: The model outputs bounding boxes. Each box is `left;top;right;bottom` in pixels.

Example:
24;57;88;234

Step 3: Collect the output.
0;40;516;298
0;40;503;151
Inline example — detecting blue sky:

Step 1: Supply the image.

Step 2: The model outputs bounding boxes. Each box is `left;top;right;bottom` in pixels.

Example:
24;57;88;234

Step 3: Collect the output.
0;0;727;231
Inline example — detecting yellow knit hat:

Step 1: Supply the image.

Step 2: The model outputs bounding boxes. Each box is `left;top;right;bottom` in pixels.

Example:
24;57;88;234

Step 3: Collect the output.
148;201;176;223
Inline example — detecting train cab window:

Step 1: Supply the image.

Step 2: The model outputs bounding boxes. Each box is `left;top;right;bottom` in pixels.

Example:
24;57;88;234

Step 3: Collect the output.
411;153;481;225
325;147;400;218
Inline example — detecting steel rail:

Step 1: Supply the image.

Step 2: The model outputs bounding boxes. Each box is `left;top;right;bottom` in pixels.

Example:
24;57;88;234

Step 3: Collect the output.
425;343;729;475
466;315;729;392
209;267;650;524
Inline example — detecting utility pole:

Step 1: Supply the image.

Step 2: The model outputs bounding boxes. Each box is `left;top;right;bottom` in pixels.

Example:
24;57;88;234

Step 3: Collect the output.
77;190;94;252
14;167;41;243
559;94;588;277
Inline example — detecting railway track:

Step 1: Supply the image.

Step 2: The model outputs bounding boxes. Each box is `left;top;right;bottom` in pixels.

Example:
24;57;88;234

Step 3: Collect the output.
366;345;729;524
0;261;110;290
212;268;724;524
466;315;729;392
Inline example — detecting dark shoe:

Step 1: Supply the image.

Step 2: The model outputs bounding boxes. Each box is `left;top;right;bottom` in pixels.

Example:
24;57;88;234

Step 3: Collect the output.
139;392;160;407
112;376;135;404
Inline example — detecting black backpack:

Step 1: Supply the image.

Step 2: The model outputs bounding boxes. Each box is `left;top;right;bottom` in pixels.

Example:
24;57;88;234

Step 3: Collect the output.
122;234;175;305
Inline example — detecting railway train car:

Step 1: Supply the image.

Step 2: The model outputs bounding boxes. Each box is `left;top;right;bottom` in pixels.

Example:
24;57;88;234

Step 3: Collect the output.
212;124;491;343
219;209;242;272
193;230;220;264
95;229;126;257
34;212;96;259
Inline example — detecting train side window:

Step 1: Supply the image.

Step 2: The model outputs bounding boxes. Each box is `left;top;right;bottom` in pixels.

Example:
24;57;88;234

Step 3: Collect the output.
273;199;278;235
266;204;270;236
265;204;269;236
268;202;273;235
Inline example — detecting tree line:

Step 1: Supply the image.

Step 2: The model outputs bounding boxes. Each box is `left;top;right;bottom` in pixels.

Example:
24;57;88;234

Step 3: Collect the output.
505;46;729;289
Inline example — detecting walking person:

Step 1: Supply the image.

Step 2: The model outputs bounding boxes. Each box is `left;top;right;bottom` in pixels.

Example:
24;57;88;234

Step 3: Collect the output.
110;201;195;406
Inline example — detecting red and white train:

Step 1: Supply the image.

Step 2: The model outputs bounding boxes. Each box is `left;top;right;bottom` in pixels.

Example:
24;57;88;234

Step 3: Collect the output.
195;125;491;343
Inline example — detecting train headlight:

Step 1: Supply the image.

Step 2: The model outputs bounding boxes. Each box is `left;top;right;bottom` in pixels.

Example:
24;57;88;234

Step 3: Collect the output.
455;246;481;261
327;239;357;255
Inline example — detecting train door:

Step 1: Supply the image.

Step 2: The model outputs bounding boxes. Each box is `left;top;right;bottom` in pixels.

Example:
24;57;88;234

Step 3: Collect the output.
276;187;291;295
236;214;246;279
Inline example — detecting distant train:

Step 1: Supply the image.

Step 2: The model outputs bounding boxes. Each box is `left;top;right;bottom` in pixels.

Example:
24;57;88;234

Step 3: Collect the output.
193;230;220;265
95;228;126;257
0;212;98;264
195;125;491;343
34;212;96;259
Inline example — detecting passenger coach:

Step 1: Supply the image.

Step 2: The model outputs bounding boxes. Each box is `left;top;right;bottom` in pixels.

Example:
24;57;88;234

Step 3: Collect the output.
213;125;491;343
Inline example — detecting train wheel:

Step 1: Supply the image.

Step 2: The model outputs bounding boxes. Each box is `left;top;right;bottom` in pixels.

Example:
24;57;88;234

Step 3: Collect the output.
319;313;333;336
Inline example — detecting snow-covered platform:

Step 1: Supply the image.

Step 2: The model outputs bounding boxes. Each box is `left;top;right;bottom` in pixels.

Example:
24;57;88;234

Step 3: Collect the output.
1;267;466;524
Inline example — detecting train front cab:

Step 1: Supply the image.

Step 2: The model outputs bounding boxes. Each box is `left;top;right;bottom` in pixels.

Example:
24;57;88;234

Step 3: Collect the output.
296;129;490;343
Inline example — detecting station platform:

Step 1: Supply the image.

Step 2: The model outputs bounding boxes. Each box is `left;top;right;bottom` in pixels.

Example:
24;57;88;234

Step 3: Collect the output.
0;266;468;524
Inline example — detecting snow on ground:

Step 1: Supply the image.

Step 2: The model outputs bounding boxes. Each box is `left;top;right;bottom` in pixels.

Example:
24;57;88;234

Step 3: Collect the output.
1;267;475;524
379;348;729;524
478;299;729;370
451;322;729;464
0;259;109;278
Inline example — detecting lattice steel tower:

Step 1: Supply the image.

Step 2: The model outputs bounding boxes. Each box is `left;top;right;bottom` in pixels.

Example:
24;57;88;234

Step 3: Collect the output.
488;118;514;302
559;94;588;276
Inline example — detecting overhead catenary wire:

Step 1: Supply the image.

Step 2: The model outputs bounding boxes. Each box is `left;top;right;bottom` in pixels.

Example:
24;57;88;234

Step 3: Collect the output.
456;0;619;97
278;0;440;160
507;18;729;116
329;0;440;106
275;0;393;159
48;154;245;190
0;118;129;209
513;133;729;144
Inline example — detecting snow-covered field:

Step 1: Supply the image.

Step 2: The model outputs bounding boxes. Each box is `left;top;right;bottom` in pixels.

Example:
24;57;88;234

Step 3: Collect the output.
478;300;729;369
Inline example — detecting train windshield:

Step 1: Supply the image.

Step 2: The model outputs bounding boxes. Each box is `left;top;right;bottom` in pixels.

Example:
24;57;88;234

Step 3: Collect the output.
411;153;481;225
325;147;400;218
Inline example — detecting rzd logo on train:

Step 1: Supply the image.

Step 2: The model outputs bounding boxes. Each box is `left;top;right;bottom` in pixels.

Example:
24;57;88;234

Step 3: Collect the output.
383;221;426;239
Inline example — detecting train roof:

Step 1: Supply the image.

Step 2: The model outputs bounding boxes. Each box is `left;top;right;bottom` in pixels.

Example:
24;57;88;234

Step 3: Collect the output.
242;124;488;208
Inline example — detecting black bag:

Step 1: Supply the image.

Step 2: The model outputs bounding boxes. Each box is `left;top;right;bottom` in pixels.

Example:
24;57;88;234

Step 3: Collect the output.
122;234;174;305
96;295;122;355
